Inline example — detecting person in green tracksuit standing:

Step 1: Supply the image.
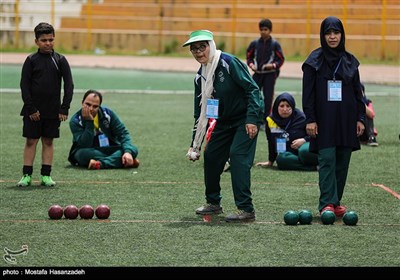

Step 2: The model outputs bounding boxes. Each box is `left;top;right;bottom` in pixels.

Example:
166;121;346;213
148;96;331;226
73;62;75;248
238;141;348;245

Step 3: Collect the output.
183;30;263;222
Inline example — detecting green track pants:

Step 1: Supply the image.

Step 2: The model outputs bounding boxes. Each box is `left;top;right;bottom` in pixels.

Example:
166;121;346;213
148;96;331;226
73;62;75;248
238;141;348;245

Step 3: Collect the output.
203;122;258;213
317;147;352;211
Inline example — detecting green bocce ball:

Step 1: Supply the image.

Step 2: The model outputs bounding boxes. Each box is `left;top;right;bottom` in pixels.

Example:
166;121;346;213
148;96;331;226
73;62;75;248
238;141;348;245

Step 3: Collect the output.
284;210;299;225
343;211;358;226
298;210;313;225
321;210;335;225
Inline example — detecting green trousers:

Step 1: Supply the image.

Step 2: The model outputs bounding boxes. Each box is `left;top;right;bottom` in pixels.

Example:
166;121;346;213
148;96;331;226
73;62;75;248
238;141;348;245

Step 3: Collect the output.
276;142;318;171
73;146;135;169
317;147;352;211
203;122;257;213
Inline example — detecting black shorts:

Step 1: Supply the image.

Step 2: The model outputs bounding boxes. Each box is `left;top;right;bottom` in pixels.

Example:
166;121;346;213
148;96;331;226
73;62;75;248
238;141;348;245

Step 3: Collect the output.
22;117;61;139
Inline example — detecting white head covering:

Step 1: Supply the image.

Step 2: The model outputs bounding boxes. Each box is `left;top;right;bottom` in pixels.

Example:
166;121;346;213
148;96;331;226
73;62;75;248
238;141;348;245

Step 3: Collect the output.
192;38;221;152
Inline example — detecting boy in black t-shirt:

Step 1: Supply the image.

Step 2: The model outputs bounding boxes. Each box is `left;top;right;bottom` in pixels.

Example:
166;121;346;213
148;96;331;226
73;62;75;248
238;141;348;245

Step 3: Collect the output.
17;22;74;187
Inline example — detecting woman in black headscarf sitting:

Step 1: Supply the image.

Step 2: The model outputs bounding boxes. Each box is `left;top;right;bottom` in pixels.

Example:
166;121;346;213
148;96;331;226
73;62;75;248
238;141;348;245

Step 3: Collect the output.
256;92;318;171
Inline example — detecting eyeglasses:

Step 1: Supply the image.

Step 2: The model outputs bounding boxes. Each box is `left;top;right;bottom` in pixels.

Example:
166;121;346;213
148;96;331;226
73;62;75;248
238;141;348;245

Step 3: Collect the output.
190;44;208;53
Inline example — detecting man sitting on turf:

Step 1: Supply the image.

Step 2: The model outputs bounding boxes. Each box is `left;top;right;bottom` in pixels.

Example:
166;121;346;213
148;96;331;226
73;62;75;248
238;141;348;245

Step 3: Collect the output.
68;89;139;169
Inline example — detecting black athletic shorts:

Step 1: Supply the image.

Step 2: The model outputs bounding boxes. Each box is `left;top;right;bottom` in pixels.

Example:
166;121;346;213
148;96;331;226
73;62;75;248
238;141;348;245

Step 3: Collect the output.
22;117;61;139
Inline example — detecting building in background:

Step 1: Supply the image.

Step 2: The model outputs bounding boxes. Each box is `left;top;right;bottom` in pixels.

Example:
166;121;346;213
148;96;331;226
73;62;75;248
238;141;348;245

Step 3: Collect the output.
1;0;399;62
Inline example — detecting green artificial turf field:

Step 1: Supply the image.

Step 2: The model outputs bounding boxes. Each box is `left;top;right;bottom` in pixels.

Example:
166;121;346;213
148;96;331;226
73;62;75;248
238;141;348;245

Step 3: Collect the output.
0;64;399;268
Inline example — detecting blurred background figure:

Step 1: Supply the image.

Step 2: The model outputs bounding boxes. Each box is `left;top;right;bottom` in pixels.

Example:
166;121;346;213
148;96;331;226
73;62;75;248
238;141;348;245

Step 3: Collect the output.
359;83;378;147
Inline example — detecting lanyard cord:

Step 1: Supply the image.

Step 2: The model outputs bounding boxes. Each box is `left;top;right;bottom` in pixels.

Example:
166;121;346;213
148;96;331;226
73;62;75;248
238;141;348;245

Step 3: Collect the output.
333;57;342;80
284;119;292;131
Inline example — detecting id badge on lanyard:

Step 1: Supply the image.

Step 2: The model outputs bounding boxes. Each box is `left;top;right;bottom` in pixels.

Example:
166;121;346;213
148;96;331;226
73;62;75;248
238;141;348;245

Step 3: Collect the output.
276;138;286;154
206;99;219;119
327;80;342;101
98;134;110;147
327;57;343;102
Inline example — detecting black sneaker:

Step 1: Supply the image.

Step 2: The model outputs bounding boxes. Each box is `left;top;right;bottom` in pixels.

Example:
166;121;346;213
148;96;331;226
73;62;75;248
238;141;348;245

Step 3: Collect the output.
367;136;379;147
225;209;256;222
195;204;223;215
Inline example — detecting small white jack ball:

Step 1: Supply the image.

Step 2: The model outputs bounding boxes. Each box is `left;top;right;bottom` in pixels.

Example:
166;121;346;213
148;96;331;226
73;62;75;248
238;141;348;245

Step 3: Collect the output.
189;151;198;160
